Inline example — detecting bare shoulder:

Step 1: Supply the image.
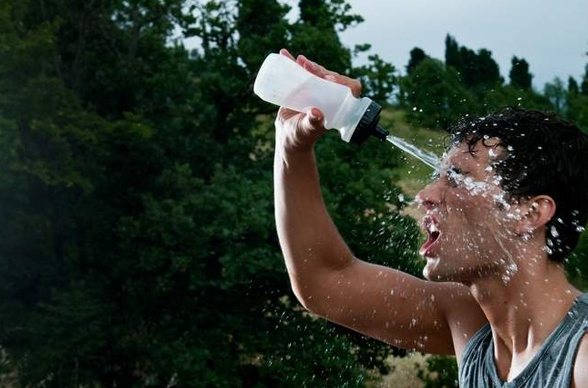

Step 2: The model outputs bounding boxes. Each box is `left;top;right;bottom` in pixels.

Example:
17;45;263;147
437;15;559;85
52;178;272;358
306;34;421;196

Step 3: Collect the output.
573;332;588;388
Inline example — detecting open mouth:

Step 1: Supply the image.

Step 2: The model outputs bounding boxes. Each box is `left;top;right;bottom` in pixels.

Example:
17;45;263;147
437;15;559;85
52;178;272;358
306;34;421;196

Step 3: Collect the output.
419;216;441;257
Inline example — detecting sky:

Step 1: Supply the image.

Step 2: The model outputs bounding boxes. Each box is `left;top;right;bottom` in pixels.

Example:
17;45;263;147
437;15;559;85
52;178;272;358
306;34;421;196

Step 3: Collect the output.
335;0;588;89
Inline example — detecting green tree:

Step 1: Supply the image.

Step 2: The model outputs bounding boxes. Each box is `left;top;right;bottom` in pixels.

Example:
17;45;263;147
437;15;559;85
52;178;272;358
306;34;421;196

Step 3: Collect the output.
509;56;533;89
236;0;291;70
292;0;364;73
544;77;566;114
353;54;397;103
399;58;477;129
406;47;428;75
444;35;460;71
568;76;580;95
444;34;501;87
0;0;422;387
581;64;588;96
566;70;588;131
418;356;459;388
479;83;552;114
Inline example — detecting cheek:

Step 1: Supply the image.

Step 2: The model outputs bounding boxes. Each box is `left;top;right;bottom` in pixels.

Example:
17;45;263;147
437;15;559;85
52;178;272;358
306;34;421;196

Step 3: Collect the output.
445;190;481;217
445;192;502;237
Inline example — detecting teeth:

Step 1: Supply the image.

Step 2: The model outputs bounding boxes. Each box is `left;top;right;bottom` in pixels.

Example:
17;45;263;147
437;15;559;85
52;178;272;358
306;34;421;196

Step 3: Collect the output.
429;223;438;233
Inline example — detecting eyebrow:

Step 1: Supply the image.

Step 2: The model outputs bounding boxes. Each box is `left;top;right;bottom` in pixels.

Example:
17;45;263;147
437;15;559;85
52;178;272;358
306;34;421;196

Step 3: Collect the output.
431;165;468;180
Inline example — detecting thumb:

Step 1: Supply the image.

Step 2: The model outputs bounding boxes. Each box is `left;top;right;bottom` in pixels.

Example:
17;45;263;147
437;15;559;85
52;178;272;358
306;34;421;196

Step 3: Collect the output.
303;107;327;135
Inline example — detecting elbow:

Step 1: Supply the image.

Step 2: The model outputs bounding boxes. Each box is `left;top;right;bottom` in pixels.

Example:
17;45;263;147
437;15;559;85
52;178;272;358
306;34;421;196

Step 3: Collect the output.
290;282;328;316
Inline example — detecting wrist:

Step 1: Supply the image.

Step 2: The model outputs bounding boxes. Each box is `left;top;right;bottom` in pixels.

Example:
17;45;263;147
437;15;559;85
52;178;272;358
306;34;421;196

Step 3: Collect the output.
274;144;316;168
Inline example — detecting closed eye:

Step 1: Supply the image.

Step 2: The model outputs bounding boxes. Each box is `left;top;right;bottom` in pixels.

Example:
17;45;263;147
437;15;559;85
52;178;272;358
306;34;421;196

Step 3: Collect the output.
446;166;467;187
431;166;468;186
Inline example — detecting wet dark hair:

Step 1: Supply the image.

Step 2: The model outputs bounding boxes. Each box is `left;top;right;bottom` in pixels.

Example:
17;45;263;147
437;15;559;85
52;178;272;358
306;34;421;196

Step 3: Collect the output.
449;107;588;262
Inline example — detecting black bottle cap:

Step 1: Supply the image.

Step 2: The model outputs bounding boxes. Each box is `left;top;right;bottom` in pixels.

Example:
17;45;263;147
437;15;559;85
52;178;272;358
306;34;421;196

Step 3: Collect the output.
349;100;389;144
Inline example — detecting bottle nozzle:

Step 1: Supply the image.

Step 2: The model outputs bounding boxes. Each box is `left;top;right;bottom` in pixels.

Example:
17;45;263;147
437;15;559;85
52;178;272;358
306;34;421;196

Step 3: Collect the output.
374;125;389;141
350;100;387;144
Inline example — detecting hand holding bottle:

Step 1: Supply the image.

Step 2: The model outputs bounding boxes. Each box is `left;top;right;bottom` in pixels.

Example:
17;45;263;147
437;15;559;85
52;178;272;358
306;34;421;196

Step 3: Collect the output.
272;49;364;153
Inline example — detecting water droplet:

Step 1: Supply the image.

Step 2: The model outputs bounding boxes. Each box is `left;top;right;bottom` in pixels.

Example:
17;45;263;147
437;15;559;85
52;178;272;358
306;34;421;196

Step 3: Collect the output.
550;226;559;238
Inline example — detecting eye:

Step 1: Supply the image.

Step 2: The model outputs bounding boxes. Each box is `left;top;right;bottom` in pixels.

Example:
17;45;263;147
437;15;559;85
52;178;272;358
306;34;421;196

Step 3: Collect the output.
449;166;462;175
446;166;464;187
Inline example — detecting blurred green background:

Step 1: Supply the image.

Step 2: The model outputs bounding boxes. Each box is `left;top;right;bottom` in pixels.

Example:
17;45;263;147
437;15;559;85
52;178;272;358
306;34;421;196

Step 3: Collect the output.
0;0;586;387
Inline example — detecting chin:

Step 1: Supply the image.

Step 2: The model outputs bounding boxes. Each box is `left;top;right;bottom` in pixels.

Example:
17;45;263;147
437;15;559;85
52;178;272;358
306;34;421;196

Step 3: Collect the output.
422;257;443;281
422;257;464;283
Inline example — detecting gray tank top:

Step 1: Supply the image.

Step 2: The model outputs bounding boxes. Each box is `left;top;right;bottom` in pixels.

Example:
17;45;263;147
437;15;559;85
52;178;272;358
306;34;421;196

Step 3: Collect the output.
459;293;588;388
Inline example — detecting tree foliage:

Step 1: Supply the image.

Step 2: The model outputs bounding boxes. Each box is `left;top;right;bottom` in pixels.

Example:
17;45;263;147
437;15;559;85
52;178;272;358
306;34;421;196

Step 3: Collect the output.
0;2;587;387
544;77;566;114
352;54;397;102
399;35;559;130
399;58;477;129
509;56;533;89
0;0;417;387
406;47;428;75
444;34;501;87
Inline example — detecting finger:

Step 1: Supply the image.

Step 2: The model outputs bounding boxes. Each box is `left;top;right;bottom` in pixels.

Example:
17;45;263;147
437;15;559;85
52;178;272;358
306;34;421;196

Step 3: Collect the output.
297;55;335;78
280;48;295;61
324;74;362;97
294;54;362;97
301;107;327;137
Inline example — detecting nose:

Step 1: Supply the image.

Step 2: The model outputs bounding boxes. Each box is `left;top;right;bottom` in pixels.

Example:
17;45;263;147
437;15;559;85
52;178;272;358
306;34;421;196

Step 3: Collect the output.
416;180;444;211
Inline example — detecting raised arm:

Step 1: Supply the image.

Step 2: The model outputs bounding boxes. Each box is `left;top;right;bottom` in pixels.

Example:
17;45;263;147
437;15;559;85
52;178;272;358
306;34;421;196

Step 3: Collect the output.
273;50;486;358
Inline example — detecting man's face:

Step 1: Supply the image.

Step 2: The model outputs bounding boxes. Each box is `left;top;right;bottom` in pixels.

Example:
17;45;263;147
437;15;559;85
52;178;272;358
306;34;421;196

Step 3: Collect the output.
416;139;522;283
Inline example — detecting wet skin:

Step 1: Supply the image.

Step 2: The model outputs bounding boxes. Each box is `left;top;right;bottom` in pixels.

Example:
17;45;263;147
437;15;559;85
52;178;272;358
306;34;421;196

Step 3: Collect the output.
274;49;588;387
417;140;522;284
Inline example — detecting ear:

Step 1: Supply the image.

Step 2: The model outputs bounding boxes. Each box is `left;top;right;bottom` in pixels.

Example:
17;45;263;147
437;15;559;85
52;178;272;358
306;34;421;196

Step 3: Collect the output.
515;195;556;235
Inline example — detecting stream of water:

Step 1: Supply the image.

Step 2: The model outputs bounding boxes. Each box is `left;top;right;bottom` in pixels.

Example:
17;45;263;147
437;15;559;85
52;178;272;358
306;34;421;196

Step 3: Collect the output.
385;134;440;171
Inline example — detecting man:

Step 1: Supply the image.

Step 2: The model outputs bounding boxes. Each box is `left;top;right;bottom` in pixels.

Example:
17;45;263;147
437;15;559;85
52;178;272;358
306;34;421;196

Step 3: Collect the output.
273;48;588;388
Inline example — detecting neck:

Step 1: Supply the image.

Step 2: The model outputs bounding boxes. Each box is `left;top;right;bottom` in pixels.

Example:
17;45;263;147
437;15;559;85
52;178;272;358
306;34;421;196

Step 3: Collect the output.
469;251;580;356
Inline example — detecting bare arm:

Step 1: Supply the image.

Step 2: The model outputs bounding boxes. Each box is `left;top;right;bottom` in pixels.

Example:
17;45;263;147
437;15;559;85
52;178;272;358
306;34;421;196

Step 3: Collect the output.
274;50;486;357
573;333;588;388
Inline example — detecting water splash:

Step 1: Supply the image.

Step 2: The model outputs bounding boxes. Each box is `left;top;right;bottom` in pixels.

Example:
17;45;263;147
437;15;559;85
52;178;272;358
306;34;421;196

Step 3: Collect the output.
385;134;440;170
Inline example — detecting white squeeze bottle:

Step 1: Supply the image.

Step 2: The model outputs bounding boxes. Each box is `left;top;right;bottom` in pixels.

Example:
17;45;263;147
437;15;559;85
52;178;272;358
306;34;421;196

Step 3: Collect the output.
253;53;389;144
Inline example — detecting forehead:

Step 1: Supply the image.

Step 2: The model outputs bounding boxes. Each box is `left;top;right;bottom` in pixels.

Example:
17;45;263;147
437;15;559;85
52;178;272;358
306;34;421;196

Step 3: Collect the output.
443;139;502;170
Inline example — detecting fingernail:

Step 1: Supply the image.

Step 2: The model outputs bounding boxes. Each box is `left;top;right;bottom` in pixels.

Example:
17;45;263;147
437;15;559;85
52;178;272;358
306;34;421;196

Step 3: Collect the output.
324;74;336;81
